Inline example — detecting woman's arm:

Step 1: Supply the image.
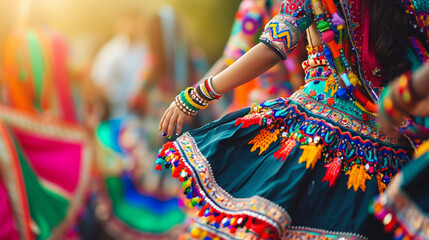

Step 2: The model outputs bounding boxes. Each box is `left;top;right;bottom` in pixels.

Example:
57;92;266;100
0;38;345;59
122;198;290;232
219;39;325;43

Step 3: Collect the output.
159;43;281;138
159;0;314;138
377;61;429;135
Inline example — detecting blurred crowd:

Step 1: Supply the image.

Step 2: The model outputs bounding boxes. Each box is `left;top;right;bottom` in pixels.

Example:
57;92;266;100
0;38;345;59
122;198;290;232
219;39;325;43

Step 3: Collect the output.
0;0;306;239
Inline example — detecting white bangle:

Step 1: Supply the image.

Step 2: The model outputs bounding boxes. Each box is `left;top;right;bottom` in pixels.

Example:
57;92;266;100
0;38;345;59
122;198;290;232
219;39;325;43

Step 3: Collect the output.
208;76;221;96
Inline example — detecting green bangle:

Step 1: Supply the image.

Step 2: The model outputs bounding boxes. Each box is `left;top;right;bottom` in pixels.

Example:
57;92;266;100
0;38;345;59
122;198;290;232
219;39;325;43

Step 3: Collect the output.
180;91;199;112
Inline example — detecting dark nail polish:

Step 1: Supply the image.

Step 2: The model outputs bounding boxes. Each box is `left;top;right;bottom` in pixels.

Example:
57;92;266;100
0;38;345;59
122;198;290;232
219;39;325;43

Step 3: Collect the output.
162;132;167;136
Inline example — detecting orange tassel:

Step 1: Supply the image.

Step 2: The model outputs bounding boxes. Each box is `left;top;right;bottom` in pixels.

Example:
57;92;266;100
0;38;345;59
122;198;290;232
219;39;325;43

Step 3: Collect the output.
298;143;323;169
248;129;279;155
345;165;371;192
377;174;387;194
321;0;337;14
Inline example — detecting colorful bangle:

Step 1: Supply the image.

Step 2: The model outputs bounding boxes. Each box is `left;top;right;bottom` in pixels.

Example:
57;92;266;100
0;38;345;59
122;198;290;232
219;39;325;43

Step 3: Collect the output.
196;84;211;102
184;87;207;110
207;76;221;97
175;96;197;116
200;82;214;100
378;85;406;125
204;76;222;100
396;71;421;109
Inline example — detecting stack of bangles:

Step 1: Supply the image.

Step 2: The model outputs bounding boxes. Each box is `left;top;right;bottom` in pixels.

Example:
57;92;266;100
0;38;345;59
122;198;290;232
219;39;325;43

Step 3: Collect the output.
378;71;422;125
175;76;222;116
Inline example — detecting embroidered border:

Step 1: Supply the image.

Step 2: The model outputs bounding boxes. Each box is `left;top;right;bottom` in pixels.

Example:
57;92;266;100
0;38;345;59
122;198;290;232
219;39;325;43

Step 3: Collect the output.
284;226;368;240
0;106;92;239
237;97;411;191
373;174;429;239
176;133;292;235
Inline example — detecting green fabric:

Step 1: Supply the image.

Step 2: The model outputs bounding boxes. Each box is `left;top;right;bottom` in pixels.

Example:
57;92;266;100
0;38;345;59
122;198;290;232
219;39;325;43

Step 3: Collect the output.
27;30;45;112
106;177;185;233
10;129;69;240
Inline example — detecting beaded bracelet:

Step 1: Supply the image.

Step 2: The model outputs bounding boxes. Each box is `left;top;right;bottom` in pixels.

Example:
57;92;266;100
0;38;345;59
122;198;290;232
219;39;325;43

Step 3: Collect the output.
174;76;222;116
175;95;197;116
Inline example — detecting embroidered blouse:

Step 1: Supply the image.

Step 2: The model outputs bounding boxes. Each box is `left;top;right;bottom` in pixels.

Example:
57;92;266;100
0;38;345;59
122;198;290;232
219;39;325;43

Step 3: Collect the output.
260;0;313;60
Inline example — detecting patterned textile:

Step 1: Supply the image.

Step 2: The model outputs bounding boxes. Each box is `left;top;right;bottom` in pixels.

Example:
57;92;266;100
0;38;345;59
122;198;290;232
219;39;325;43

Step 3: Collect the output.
155;0;427;239
0;105;91;240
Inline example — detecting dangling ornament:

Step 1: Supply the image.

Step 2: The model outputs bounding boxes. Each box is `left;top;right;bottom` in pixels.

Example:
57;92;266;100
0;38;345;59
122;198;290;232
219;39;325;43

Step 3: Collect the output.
248;129;279;155
322;157;342;187
298;143;323;169
273;137;297;161
235;112;266;128
345;164;372;192
377;174;387;194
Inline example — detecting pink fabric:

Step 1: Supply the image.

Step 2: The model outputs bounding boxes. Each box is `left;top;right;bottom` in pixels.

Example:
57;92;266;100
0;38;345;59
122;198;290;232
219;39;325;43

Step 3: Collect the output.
362;5;383;87
12;128;83;194
51;32;77;123
0;180;20;240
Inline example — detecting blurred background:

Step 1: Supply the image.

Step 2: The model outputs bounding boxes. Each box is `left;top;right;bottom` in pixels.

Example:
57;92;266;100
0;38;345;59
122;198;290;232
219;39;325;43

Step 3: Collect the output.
0;0;240;66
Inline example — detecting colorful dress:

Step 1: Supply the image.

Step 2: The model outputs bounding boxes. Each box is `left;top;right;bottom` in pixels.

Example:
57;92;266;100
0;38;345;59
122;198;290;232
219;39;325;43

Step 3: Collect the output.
156;0;427;239
373;141;429;240
0;28;92;240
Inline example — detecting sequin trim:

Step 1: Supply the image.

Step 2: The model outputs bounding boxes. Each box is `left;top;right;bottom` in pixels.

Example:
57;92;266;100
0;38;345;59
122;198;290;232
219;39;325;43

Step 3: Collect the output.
373;174;429;239
236;97;411;191
156;134;292;239
285;226;368;240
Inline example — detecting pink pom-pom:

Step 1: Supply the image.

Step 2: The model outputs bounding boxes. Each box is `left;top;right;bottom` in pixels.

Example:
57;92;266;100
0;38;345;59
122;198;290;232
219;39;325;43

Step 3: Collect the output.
321;30;335;43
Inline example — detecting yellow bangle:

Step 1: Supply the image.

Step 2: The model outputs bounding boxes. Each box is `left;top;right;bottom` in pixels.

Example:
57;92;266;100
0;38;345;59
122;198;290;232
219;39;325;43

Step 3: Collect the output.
184;87;207;110
200;83;212;100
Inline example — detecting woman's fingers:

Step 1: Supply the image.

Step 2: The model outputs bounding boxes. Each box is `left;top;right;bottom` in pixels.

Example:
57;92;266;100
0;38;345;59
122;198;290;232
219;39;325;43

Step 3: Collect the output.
167;111;179;138
161;106;174;136
176;114;185;135
159;102;190;138
159;107;170;133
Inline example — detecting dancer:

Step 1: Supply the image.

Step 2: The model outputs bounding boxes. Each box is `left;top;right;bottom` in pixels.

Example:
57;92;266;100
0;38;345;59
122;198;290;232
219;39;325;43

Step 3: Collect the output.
207;0;305;113
373;61;429;239
157;0;428;239
0;27;94;240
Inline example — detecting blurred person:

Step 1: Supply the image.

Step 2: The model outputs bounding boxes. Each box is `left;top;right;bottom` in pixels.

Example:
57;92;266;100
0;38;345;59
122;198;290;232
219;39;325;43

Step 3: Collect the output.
156;0;428;239
372;59;429;239
0;27;97;240
204;0;305;114
90;11;147;119
90;5;209;240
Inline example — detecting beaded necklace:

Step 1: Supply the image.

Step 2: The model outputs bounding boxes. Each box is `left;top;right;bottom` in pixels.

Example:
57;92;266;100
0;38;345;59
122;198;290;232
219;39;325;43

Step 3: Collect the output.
310;0;378;113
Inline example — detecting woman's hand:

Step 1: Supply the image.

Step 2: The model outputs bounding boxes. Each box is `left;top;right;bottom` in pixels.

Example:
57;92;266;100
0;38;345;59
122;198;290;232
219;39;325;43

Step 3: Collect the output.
159;102;189;138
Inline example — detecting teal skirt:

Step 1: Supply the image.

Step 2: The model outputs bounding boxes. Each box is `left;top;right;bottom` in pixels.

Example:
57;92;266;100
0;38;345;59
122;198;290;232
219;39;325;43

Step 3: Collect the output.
156;79;413;239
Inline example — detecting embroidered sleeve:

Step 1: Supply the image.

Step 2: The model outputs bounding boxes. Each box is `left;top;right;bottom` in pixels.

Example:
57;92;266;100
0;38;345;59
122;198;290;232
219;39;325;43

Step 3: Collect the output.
223;0;269;64
260;0;313;60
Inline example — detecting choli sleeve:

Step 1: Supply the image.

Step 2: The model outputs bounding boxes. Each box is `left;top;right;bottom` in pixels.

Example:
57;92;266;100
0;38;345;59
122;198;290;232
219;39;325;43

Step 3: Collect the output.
260;0;314;60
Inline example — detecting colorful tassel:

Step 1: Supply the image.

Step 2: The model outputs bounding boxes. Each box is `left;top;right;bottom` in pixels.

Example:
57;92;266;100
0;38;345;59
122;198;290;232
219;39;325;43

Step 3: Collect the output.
248;129;279;155
235;113;266;128
298;143;323;169
322;158;341;187
273;137;297;161
345;164;372;192
377;174;387;194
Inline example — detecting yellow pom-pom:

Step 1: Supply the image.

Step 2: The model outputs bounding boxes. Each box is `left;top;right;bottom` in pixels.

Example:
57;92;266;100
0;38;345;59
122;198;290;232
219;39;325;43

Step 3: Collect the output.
190;227;201;238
